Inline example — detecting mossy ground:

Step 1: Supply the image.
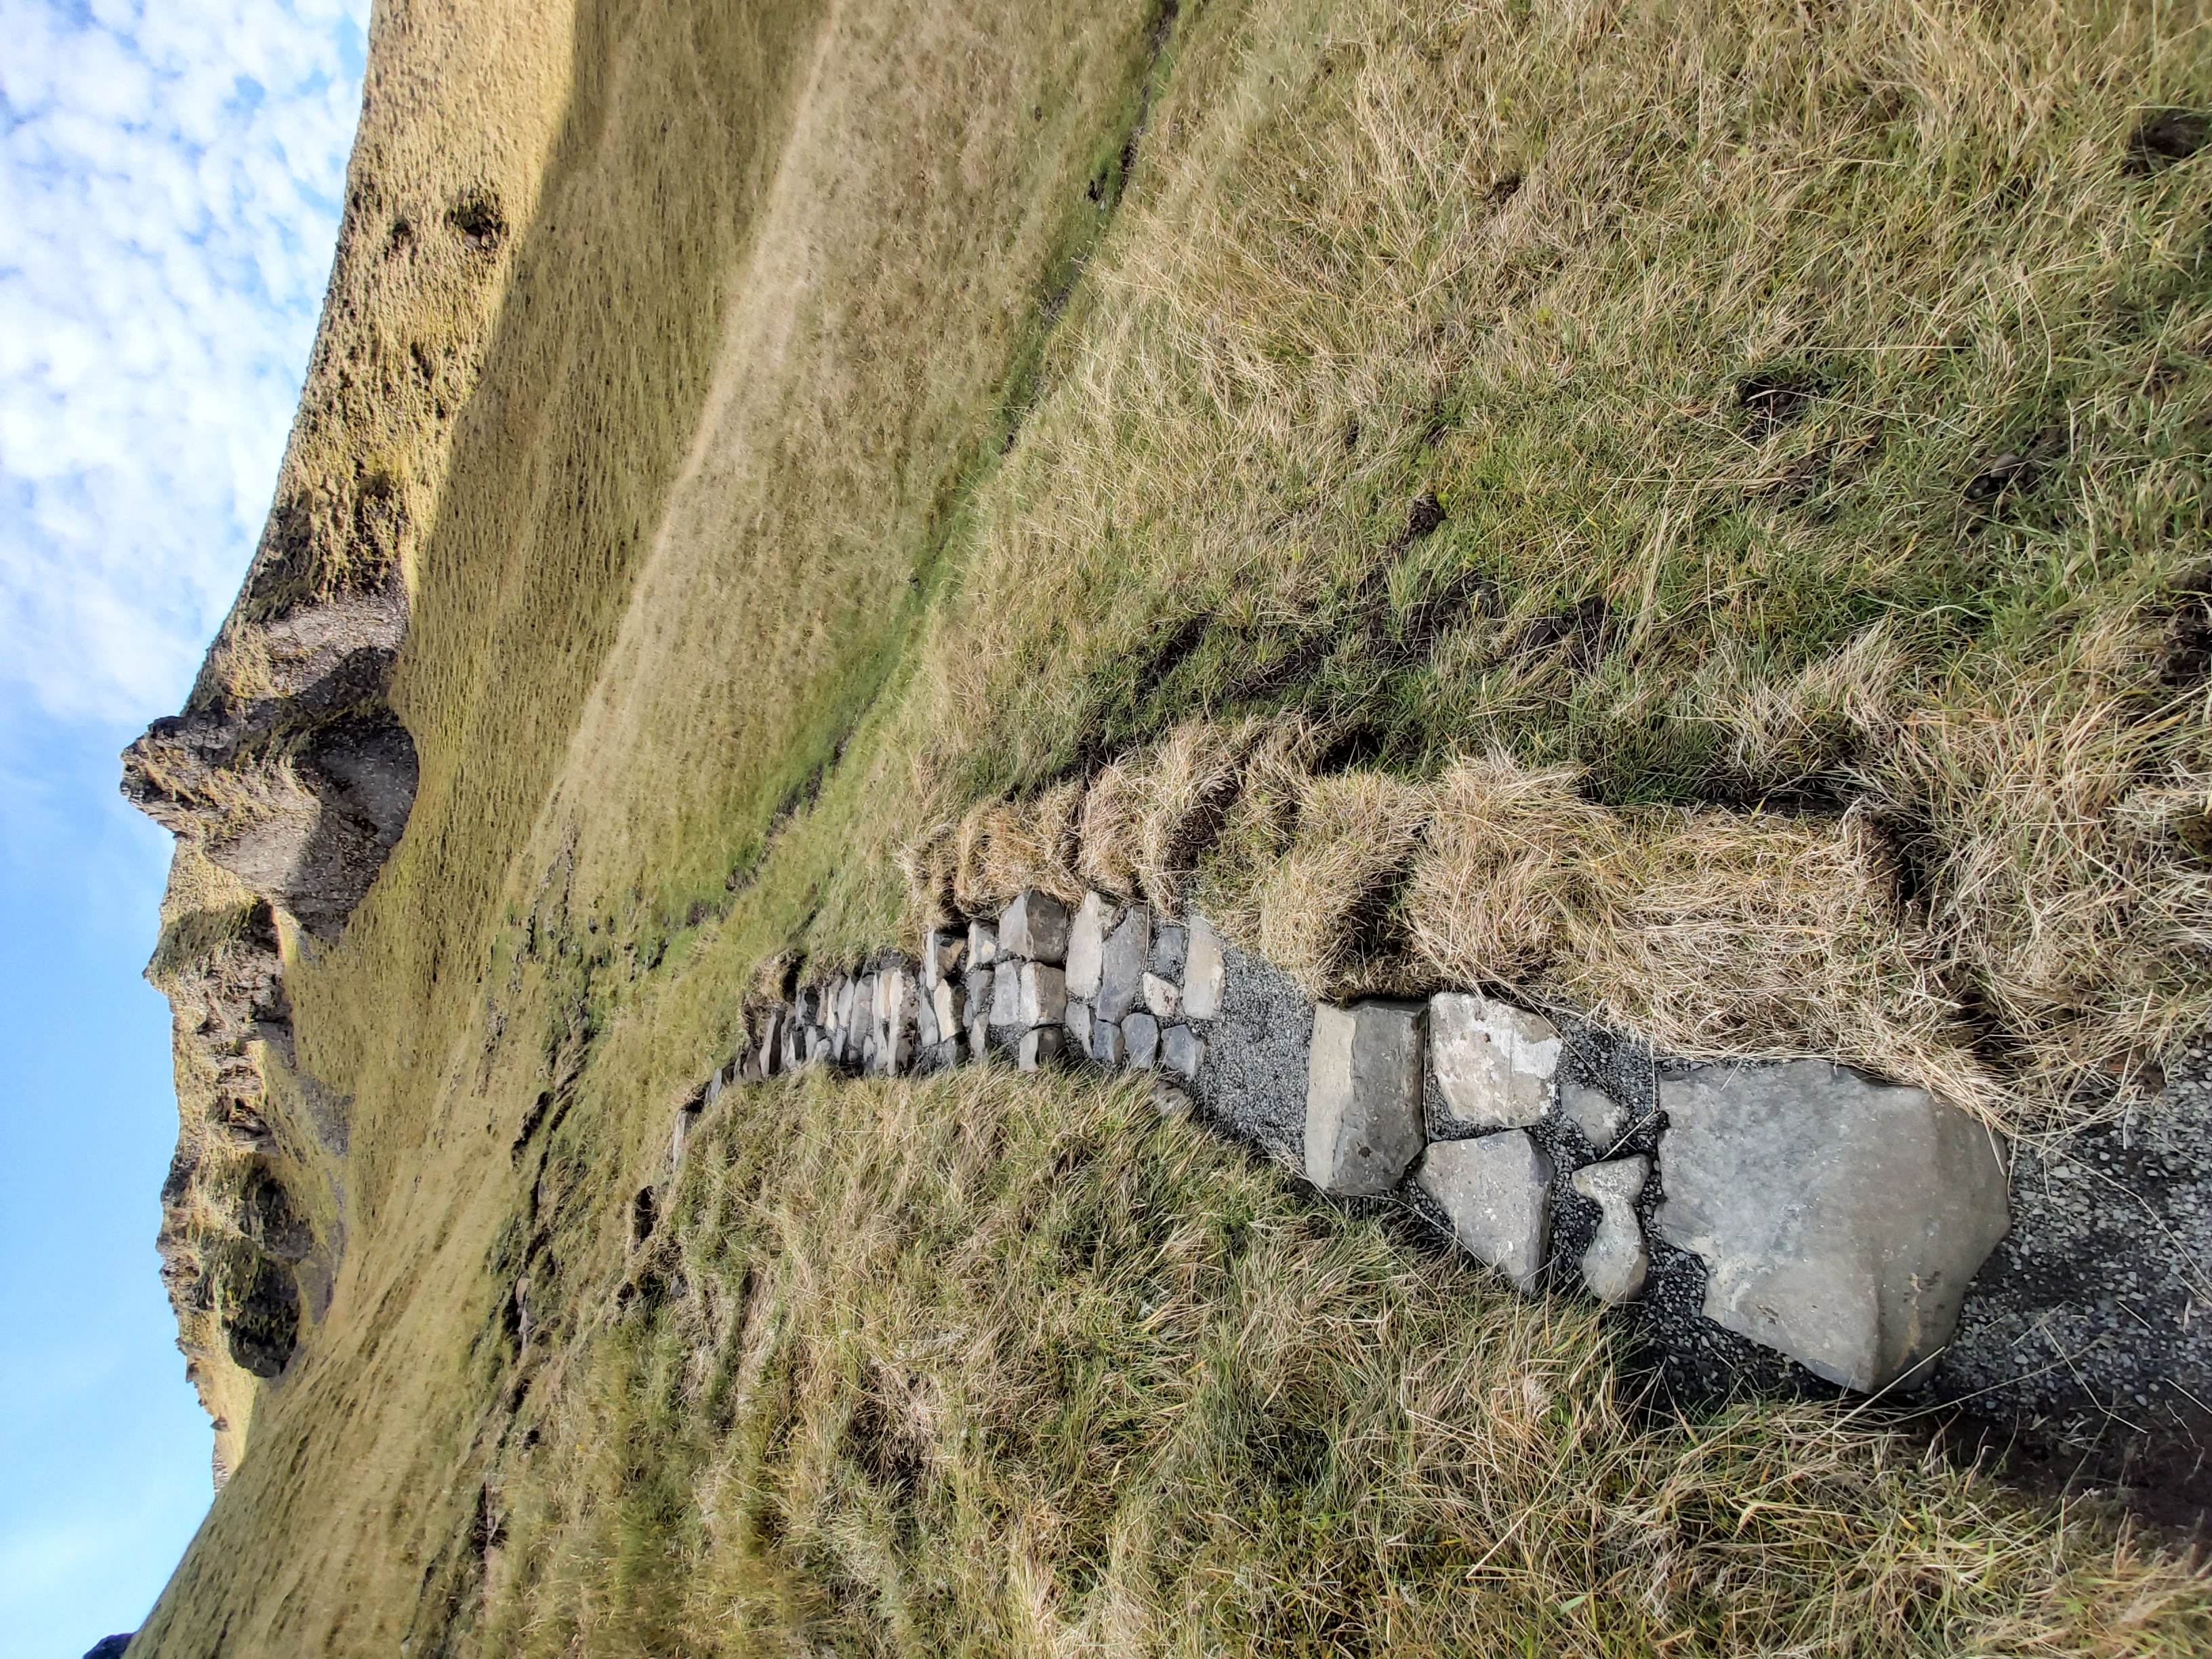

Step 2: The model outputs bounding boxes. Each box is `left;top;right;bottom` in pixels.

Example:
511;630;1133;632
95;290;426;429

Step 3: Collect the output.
134;0;2212;1652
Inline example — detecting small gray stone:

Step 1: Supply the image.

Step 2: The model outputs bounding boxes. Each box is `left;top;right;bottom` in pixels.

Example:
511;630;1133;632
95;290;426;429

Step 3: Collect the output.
1142;972;1181;1019
1067;891;1117;1000
1152;1080;1193;1118
1124;1012;1160;1069
968;921;999;968
963;966;994;1026
757;1008;784;1078
989;960;1023;1029
1305;1000;1427;1196
1655;1061;2011;1392
916;991;941;1049
999;890;1071;964
932;979;964;1046
1096;904;1152;1023
1431;991;1559;1129
1416;1130;1553;1292
1151;922;1188;979
1091;1019;1126;1067
922;929;966;989
965;1015;989;1061
1019;961;1068;1028
1561;1080;1628;1153
1183;915;1225;1019
1065;999;1094;1057
1571;1155;1650;1305
929;1038;960;1070
1161;1023;1204;1079
1018;1025;1064;1071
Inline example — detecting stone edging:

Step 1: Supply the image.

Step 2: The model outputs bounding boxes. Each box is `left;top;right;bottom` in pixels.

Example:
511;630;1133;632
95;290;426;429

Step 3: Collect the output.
678;886;2019;1399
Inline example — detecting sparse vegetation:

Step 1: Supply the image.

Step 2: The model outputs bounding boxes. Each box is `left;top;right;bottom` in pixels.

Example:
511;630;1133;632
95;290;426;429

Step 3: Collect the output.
131;0;2212;1650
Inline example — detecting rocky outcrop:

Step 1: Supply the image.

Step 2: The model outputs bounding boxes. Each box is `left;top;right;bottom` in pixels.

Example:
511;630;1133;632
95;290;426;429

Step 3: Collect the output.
121;571;415;941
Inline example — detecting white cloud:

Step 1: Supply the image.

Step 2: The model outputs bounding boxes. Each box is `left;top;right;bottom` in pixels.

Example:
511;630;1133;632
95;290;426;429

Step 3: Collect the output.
0;0;369;724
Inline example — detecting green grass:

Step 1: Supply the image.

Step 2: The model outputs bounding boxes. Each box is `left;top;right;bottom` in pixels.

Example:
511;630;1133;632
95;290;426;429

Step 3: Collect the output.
480;1064;2212;1656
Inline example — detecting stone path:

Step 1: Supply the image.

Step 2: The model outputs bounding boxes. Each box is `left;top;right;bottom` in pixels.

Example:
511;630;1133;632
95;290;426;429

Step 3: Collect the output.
687;887;2212;1521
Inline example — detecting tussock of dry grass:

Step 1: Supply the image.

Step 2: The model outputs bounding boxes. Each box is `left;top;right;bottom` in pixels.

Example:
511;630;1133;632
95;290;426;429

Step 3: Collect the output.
479;1065;2212;1656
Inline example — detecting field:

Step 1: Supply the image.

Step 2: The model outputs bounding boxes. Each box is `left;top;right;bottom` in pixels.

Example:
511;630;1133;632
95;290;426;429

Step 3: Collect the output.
130;0;2212;1651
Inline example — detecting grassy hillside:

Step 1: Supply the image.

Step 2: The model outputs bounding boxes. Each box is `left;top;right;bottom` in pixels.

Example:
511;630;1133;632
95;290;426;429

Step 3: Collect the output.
132;0;2212;1651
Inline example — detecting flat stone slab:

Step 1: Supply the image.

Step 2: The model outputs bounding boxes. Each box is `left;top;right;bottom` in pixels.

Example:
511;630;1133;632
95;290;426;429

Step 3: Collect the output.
999;890;1070;964
1067;891;1116;999
1416;1130;1551;1293
1183;916;1225;1019
1431;991;1559;1129
1097;905;1152;1023
1017;962;1067;1029
1143;972;1181;1019
1151;922;1188;979
1161;1023;1203;1079
1305;1000;1427;1195
1124;1011;1160;1069
1655;1060;2010;1393
989;960;1023;1029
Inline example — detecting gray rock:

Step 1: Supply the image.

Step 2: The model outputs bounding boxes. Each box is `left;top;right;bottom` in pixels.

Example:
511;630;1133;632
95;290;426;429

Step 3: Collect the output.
999;890;1071;964
968;920;999;968
1065;998;1094;1058
1151;922;1188;979
1431;991;1559;1129
1152;1080;1193;1118
965;1015;989;1062
1161;1023;1204;1080
1124;1012;1161;1069
1091;1019;1126;1067
1572;1155;1650;1304
932;979;964;1047
1304;1000;1427;1196
1654;1061;2011;1392
1561;1080;1628;1152
1416;1130;1553;1292
1183;916;1225;1019
1019;961;1068;1028
989;960;1023;1029
1018;1025;1064;1071
1142;971;1181;1019
1067;891;1117;1000
963;966;994;1027
1096;904;1153;1023
916;989;941;1049
922;929;966;989
757;1008;784;1078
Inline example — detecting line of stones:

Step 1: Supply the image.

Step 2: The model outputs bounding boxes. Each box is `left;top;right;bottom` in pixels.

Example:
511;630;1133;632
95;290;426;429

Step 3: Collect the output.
684;886;1643;1314
718;888;1221;1090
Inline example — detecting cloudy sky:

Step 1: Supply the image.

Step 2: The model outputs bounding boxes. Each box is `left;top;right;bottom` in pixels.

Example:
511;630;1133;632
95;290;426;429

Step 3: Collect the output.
0;0;367;1650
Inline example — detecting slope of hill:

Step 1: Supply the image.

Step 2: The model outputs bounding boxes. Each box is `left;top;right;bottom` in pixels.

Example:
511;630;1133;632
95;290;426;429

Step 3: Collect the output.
121;0;2212;1652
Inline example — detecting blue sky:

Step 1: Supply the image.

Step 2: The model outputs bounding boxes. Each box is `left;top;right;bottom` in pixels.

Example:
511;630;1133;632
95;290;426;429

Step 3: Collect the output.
0;0;368;1651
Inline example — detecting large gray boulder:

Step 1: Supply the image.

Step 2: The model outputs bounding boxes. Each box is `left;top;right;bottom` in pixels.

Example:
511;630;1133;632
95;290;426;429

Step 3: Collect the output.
1655;1061;2011;1392
1415;1130;1551;1292
1305;1000;1427;1195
